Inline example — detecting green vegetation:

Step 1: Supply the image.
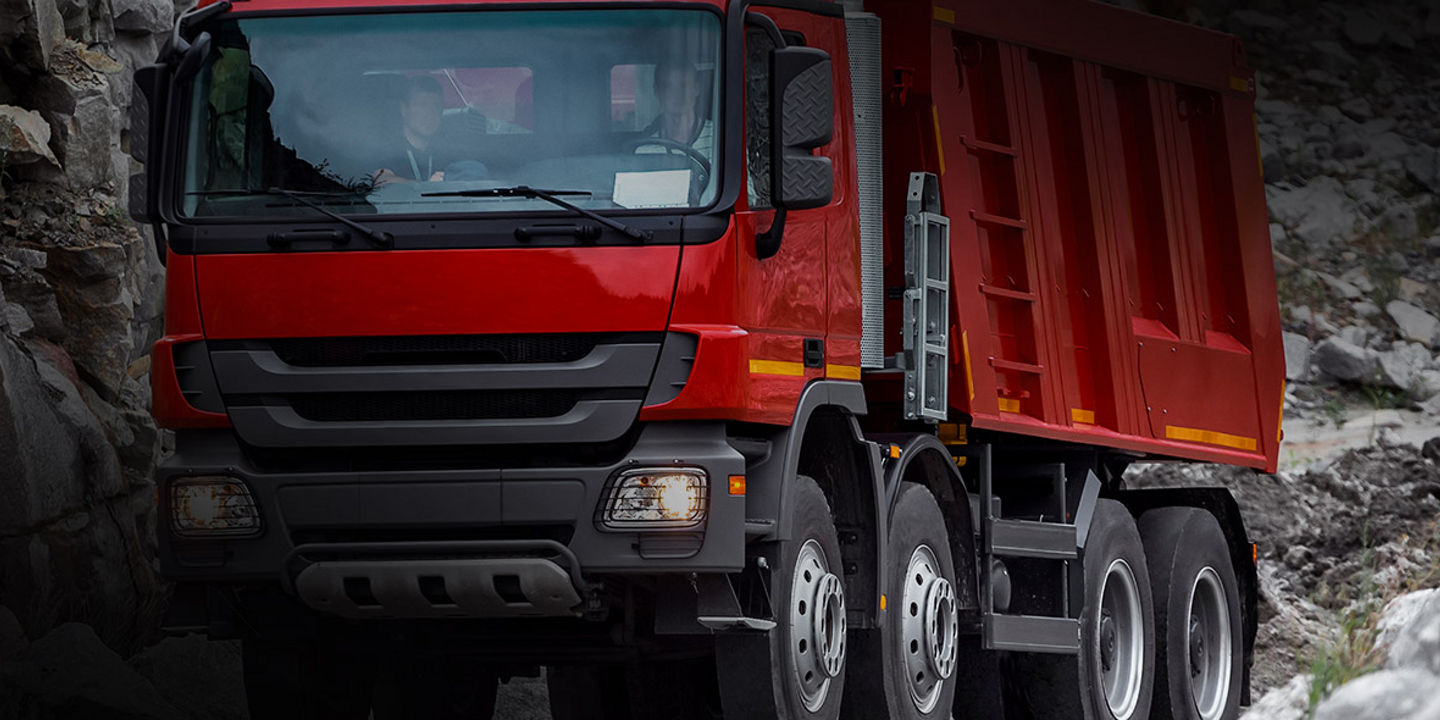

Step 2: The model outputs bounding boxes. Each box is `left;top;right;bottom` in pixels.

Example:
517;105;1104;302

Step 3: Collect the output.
1305;522;1440;715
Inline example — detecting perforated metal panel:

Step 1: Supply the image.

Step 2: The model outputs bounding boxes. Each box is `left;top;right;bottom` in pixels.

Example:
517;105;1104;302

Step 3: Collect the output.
846;12;885;369
902;173;949;422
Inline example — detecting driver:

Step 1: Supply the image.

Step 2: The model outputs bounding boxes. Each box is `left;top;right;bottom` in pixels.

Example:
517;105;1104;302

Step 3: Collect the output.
643;60;712;158
374;75;449;184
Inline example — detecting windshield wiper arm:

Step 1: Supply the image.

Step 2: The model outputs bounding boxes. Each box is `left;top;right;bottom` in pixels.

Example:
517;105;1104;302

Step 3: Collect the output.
189;188;393;249
422;186;652;242
266;187;393;249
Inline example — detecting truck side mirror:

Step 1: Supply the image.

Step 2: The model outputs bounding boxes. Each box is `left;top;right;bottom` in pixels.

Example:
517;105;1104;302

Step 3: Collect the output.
757;45;833;260
770;46;832;210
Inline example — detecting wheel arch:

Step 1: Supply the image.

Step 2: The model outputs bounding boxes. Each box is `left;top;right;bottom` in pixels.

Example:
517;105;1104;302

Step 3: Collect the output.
1114;486;1258;705
876;434;980;622
747;381;885;623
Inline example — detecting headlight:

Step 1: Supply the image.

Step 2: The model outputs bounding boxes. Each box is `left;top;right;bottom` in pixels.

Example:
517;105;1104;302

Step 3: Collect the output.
602;468;707;528
170;477;261;536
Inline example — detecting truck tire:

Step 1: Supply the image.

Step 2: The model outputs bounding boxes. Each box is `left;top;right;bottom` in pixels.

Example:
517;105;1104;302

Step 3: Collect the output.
371;653;498;720
1005;499;1155;720
718;474;847;720
546;664;628;720
241;631;374;720
548;658;721;720
882;483;960;720
1079;499;1156;720
1138;508;1242;720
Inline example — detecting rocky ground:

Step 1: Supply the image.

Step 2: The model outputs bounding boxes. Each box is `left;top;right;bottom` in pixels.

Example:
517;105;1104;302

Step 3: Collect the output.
1;0;1439;718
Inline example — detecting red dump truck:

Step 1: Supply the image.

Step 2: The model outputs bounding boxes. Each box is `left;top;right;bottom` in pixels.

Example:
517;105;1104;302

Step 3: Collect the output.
133;0;1281;717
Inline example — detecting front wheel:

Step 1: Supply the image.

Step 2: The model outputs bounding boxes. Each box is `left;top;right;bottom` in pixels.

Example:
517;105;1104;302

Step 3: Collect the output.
1139;508;1243;720
718;474;847;720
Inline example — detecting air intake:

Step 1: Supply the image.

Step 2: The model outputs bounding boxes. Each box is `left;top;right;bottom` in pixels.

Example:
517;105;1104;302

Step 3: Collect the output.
847;11;884;369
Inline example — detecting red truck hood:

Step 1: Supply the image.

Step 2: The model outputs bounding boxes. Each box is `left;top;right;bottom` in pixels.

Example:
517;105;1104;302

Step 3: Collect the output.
193;246;681;339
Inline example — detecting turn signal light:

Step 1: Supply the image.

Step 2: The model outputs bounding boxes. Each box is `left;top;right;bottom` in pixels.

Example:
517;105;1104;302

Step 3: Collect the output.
602;468;707;528
170;476;261;536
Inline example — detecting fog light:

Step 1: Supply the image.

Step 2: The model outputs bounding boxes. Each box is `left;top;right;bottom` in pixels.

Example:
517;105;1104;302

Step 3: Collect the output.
603;468;707;528
170;477;261;536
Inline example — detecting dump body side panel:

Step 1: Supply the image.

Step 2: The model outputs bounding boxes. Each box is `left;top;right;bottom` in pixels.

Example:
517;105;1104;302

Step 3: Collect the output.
872;0;1282;471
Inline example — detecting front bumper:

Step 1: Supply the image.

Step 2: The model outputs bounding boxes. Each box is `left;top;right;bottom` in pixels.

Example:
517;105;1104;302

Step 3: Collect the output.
157;422;746;616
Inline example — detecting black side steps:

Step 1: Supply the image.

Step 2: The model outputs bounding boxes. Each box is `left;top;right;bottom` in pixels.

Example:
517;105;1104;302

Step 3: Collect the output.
959;445;1099;655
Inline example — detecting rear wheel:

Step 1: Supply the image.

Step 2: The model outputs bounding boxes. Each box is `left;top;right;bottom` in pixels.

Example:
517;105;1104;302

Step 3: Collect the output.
1005;499;1155;720
1083;500;1155;720
718;474;847;720
882;483;960;720
1139;508;1242;720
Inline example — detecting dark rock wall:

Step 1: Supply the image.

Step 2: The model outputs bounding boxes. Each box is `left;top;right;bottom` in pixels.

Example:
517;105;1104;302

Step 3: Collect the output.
0;0;175;656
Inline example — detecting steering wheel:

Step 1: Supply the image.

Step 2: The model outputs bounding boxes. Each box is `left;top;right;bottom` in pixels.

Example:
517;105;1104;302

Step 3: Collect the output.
625;137;712;192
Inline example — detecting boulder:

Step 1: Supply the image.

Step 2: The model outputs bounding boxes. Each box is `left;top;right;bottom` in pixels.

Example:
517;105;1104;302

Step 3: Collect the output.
0;105;61;170
0;335;89;538
1313;669;1440;720
1313;336;1378;382
1405;146;1440;195
128;636;248;720
1386;590;1440;676
0;623;181;720
1267;178;1361;247
1376;343;1433;392
111;0;170;35
44;240;137;398
1387;301;1440;347
1343;12;1386;47
1283;331;1312;382
0;605;27;658
0;0;66;72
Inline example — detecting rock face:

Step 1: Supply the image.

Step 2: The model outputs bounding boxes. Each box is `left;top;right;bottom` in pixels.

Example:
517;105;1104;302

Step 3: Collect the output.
0;623;181;719
1305;590;1440;720
0;0;171;661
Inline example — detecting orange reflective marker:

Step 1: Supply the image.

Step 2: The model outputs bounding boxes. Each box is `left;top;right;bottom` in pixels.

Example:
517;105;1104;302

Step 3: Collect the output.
880;594;887;612
728;475;746;496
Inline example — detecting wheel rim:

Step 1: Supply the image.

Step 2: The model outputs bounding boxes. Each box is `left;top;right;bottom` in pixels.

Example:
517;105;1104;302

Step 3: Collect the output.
1096;558;1144;720
902;544;958;714
790;539;846;712
1187;567;1232;720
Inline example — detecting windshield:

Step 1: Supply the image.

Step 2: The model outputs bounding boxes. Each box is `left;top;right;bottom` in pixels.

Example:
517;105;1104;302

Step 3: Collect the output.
181;9;722;218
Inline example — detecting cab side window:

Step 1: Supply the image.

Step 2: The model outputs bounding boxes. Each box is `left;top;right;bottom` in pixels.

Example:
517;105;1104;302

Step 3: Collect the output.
744;28;776;209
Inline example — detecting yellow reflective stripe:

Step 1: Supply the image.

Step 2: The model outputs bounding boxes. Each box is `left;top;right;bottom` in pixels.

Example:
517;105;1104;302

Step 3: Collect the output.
749;359;805;377
962;330;974;401
1277;379;1286;444
997;398;1020;413
931;105;947;176
1071;408;1095;425
826;364;862;381
933;6;955;24
1165;425;1258;452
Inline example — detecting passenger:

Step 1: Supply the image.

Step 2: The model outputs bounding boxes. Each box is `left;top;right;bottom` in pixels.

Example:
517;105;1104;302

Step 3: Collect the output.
644;60;713;158
374;75;449;184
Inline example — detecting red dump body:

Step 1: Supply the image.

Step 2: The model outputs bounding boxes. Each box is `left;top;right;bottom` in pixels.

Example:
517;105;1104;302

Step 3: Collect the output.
873;0;1283;472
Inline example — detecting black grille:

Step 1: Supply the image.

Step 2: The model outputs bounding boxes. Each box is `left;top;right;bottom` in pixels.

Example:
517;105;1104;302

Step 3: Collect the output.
270;334;612;367
288;390;581;422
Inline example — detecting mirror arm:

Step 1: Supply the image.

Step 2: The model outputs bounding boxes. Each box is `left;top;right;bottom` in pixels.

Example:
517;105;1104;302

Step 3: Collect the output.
757;207;787;260
744;10;786;48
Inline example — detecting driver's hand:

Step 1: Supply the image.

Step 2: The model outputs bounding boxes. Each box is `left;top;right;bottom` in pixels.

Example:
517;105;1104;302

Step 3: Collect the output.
373;168;403;186
429;171;445;182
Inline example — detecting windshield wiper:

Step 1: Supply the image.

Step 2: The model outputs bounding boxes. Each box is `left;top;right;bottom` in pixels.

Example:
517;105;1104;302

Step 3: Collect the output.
189;188;393;249
422;186;652;242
